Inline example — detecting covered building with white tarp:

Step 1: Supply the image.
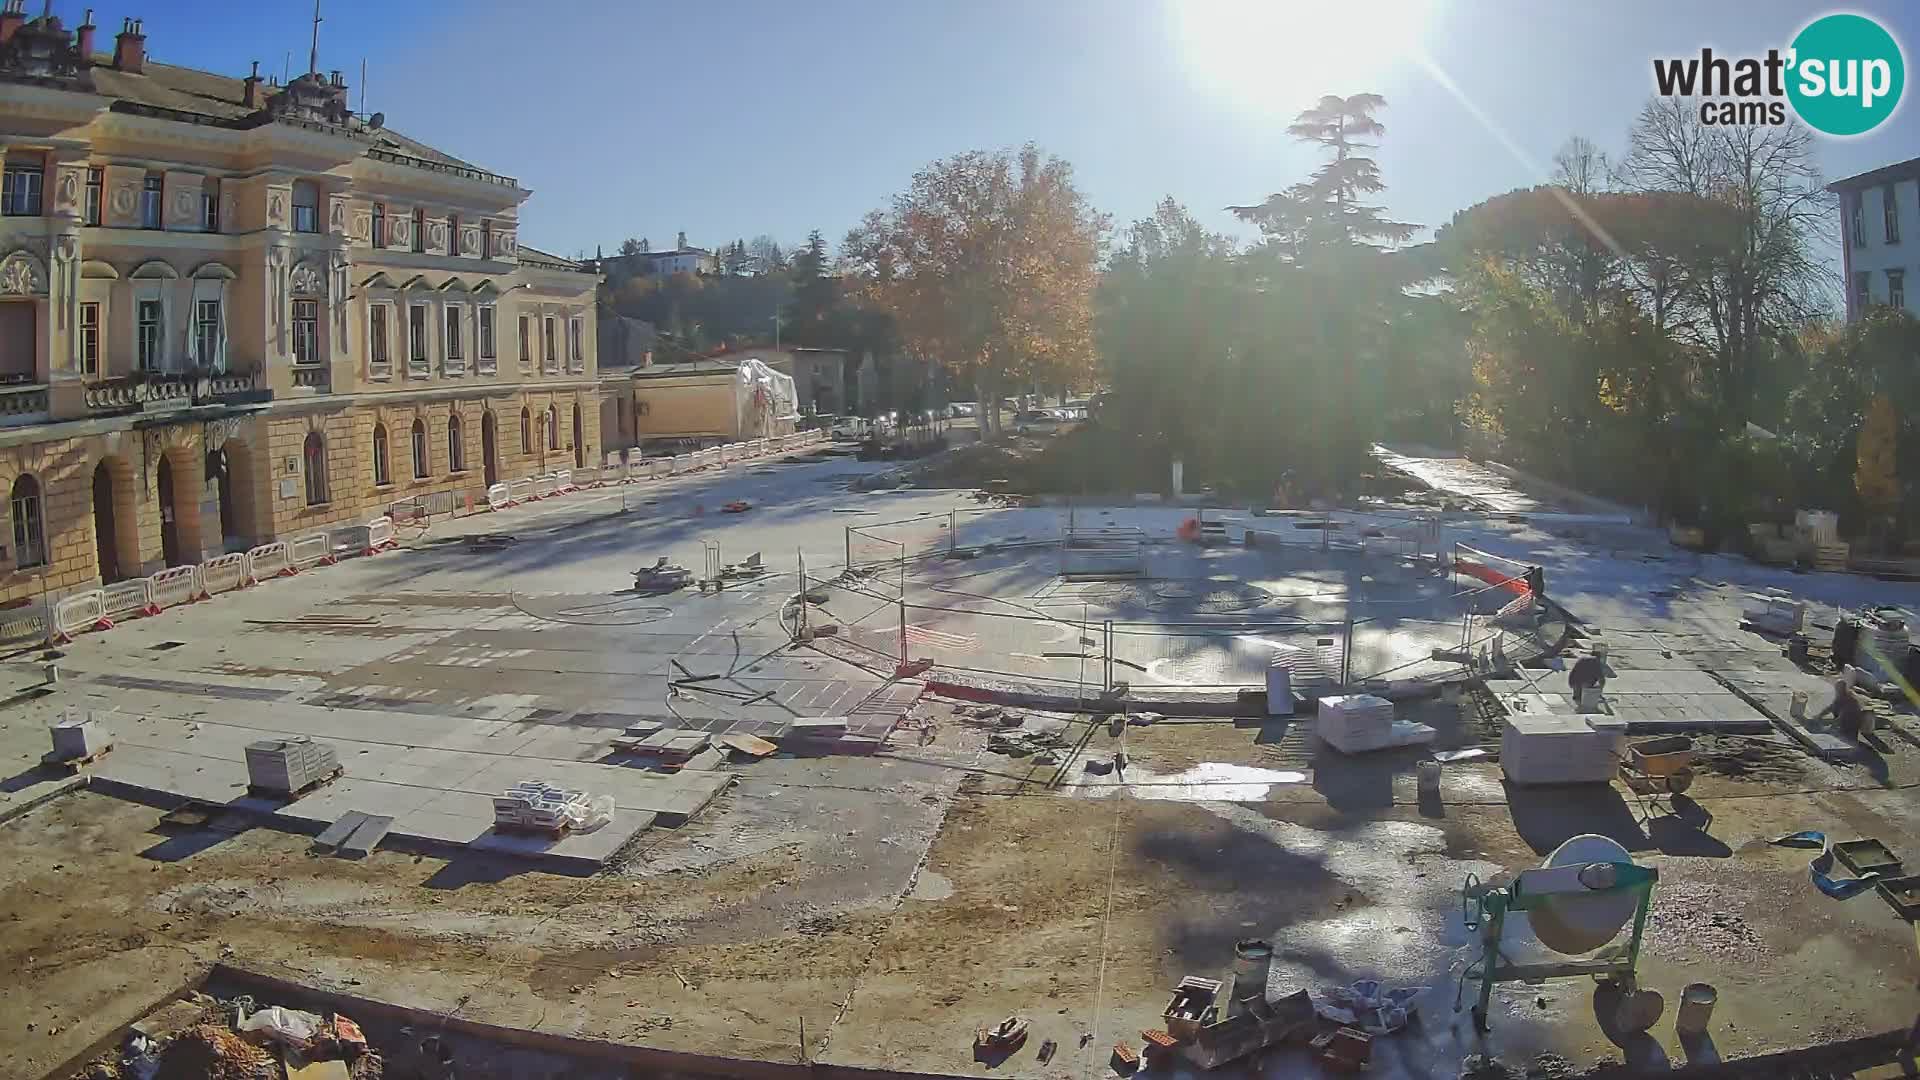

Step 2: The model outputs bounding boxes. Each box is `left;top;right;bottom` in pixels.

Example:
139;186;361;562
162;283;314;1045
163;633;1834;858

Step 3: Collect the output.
622;353;800;450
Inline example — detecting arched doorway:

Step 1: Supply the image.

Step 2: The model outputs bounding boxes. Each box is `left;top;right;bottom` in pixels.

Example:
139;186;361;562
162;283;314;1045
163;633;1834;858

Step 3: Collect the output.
572;403;584;468
157;450;203;567
92;463;121;583
481;411;499;486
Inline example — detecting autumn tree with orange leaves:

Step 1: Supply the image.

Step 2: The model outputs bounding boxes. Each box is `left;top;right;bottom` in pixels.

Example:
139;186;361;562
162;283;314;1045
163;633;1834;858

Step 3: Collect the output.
841;145;1105;437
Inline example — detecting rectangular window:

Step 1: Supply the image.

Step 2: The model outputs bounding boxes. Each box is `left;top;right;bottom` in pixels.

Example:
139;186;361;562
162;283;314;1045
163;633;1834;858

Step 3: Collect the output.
137;299;162;370
292;186;318;233
543;316;557;371
568;317;584;371
448;214;461;256
412;208;425;253
477;305;496;370
11;481;44;568
1890;269;1906;310
83;167;101;225
291;299;319;365
79;302;99;376
371;202;385;249
194;299;220;367
1856;270;1873;312
408;303;429;373
1;162;42;217
1851;196;1867;248
368;303;391;375
201;178;219;232
140;174;162;228
444;305;464;371
482;220;493;258
1886;185;1901;244
518;315;531;368
413;423;429;478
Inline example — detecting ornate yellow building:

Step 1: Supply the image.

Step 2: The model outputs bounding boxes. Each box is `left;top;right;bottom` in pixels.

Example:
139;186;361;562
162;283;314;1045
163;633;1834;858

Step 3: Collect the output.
0;7;601;605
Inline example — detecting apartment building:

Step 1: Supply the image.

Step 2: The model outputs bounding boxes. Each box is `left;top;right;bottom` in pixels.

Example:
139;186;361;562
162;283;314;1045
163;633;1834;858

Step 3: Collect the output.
1833;156;1920;320
0;6;601;604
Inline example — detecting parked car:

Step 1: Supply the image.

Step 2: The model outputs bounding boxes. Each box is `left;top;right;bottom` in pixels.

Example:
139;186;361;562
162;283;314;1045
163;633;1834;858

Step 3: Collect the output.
949;401;977;417
831;416;869;439
1013;409;1063;432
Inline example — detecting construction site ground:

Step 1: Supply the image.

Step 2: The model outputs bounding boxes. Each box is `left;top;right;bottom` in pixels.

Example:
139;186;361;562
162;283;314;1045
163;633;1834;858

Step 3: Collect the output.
3;447;1920;1080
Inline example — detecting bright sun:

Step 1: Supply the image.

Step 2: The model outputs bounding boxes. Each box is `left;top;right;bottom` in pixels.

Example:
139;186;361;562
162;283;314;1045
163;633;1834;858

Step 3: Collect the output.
1173;0;1435;118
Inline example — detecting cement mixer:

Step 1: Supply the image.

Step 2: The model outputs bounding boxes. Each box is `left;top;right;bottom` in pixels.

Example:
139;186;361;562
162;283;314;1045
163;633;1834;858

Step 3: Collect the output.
1456;834;1657;1031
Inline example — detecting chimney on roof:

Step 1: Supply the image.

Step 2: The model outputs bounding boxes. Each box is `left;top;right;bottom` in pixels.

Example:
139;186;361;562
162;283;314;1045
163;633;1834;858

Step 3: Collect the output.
112;16;144;73
0;0;28;46
242;59;262;108
75;9;95;58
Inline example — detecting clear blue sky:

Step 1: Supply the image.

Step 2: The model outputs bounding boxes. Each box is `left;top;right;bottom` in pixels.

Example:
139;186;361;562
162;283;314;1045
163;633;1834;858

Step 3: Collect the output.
114;0;1920;265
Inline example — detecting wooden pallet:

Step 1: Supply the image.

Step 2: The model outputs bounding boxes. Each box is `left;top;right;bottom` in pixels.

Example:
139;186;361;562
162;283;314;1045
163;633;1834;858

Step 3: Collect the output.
246;766;343;801
492;820;573;839
42;742;113;771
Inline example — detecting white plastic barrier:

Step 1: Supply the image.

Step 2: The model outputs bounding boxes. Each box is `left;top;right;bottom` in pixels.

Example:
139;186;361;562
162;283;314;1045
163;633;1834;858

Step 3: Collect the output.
555;469;575;492
148;565;200;611
288;531;334;569
246;541;292;581
666;455;682;475
201;552;249;595
365;515;397;553
533;474;558;499
487;483;510;510
51;589;104;642
329;523;372;559
508;477;537;505
98;577;154;626
0;598;48;646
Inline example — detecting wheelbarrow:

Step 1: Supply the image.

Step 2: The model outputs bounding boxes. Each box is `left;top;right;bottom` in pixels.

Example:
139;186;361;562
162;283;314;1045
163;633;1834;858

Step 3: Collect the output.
1618;735;1695;819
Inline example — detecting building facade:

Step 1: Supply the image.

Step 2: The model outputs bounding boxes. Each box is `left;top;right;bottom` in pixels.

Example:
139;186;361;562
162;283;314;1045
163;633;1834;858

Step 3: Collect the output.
0;9;601;605
1832;157;1920;321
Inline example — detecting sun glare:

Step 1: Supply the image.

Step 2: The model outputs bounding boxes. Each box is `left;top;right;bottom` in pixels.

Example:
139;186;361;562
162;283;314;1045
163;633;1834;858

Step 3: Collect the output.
1173;0;1434;117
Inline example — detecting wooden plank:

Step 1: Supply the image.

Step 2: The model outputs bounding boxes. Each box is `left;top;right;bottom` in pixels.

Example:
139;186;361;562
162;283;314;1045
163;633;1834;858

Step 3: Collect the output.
718;733;777;758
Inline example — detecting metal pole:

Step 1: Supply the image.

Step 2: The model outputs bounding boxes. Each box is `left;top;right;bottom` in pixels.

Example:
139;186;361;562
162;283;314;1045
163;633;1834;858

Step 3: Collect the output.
898;595;908;666
1104;620;1113;695
949;510;956;556
797;549;807;639
844;525;852;570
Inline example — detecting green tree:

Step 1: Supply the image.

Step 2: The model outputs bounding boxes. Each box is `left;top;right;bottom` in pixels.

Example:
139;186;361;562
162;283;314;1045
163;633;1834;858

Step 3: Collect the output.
1230;94;1417;258
1855;393;1900;546
618;237;647;256
784;230;838;346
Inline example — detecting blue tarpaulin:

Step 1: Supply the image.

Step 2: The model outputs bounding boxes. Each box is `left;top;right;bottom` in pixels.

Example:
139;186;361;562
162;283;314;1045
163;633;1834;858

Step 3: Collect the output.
1771;831;1887;900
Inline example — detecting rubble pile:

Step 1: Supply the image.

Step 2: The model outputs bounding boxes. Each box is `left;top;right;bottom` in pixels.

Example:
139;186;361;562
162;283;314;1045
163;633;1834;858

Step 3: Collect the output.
72;994;382;1080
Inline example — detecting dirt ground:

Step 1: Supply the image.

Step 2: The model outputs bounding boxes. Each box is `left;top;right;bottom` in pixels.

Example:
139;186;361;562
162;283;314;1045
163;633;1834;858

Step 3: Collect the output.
8;692;1920;1080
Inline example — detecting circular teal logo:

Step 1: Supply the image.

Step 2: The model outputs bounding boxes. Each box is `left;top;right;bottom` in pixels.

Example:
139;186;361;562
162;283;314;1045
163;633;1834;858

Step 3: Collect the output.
1788;13;1905;136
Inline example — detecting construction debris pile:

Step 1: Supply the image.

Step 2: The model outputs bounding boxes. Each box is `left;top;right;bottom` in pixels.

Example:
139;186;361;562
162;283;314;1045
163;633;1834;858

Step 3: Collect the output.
71;993;381;1080
491;781;615;834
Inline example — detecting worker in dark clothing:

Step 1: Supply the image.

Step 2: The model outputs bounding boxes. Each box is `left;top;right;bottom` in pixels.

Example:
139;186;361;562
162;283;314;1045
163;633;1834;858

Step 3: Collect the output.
1569;653;1607;709
1525;566;1545;602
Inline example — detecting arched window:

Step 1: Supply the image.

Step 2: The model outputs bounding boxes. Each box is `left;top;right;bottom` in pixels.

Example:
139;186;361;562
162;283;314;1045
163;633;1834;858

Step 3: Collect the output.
547;404;559;450
411;418;429;479
448;413;465;472
303;431;328;505
372;423;390;486
9;473;45;568
520;407;532;453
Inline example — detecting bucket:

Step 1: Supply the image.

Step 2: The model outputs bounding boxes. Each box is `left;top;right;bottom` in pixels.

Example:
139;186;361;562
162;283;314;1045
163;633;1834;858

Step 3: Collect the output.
1790;690;1808;719
1416;760;1441;799
1675;983;1716;1036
